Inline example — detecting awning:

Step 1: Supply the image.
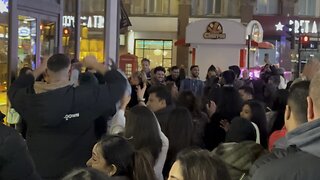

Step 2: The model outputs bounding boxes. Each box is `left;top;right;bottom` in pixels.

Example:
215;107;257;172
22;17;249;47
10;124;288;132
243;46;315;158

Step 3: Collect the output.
174;38;190;47
246;40;274;49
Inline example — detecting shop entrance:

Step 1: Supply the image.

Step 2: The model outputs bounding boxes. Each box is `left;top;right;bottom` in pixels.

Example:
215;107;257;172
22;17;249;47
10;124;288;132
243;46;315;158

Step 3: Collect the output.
17;12;58;72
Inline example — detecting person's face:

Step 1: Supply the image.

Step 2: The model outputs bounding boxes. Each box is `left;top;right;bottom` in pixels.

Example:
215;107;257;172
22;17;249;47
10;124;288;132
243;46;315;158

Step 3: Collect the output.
239;90;252;101
207;70;216;78
264;55;270;64
168;161;184;180
142;61;150;71
155;71;165;82
147;93;166;112
171;69;180;79
130;75;140;86
242;70;249;79
191;67;199;78
240;104;252;121
86;144;108;174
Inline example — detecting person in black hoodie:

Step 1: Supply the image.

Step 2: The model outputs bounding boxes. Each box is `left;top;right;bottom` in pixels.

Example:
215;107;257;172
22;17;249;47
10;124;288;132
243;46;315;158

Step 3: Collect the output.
8;54;127;180
0;122;40;180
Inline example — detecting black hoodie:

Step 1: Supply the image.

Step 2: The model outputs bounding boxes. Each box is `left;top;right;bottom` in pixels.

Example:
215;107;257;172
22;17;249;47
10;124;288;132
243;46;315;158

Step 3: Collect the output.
0;124;40;180
8;69;127;179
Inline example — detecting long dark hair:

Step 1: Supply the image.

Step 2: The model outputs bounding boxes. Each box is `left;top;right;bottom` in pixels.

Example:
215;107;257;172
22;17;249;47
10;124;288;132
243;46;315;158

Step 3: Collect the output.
99;135;156;180
177;91;202;117
243;100;268;148
125;106;162;164
164;107;193;176
176;149;231;180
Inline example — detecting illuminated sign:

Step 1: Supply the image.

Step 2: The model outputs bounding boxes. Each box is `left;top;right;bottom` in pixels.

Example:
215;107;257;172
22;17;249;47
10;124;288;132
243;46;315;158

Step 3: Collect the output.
275;20;318;33
63;15;104;29
18;27;30;37
0;0;8;14
203;21;226;39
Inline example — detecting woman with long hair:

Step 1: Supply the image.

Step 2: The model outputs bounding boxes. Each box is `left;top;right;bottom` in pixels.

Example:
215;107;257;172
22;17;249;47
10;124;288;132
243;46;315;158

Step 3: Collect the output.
168;149;231;180
86;135;156;180
240;100;268;148
177;91;209;147
125;106;168;180
163;107;194;178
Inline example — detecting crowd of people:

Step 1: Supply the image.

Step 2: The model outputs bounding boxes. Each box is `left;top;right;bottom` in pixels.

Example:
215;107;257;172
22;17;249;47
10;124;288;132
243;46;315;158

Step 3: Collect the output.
1;53;320;180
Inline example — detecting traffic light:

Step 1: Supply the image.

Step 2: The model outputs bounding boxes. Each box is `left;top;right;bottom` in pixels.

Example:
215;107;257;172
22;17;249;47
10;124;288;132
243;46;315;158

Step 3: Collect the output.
301;35;310;44
63;28;70;36
285;24;295;49
301;35;310;48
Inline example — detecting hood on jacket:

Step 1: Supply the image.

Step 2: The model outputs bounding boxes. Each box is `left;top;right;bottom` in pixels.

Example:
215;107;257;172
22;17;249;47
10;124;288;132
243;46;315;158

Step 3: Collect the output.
286;119;320;158
213;141;266;172
34;81;73;94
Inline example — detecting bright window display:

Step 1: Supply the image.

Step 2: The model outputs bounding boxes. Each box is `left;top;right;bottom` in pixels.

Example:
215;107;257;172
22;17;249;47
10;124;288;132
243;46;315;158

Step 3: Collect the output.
80;0;105;63
135;39;172;70
62;0;76;60
0;0;8;117
63;0;105;62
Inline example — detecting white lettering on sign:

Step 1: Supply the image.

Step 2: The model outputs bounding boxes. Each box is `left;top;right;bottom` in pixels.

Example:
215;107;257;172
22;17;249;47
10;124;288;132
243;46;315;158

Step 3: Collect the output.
312;21;317;33
275;19;319;34
305;20;310;33
63;15;105;29
0;0;8;14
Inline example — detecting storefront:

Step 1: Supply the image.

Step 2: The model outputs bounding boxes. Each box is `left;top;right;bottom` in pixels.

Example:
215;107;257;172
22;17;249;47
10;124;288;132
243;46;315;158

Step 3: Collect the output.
0;0;62;117
1;0;120;119
253;15;320;72
186;19;267;80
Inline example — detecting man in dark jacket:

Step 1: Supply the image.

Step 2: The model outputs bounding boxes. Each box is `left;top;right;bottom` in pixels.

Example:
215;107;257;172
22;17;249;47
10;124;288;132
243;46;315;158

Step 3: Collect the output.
166;66;180;89
249;80;320;180
0;123;40;180
145;85;174;135
8;54;127;179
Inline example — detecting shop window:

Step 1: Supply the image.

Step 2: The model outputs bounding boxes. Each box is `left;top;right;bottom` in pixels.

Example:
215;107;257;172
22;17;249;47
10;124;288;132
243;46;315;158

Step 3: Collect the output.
80;0;105;63
134;39;172;70
62;0;76;60
294;0;316;16
255;0;279;15
131;0;178;16
191;0;240;17
0;0;8;118
17;15;36;72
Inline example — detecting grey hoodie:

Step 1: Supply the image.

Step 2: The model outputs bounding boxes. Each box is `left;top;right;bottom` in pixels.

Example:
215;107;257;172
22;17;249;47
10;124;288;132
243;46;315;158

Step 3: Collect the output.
285;119;320;158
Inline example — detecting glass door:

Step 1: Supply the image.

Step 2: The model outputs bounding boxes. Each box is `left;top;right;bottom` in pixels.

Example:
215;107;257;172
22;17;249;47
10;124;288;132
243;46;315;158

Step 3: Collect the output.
17;15;37;71
40;19;57;62
17;13;58;72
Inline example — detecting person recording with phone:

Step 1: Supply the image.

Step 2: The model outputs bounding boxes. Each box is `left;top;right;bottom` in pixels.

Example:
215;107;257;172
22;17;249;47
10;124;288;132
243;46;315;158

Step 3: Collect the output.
127;71;150;108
